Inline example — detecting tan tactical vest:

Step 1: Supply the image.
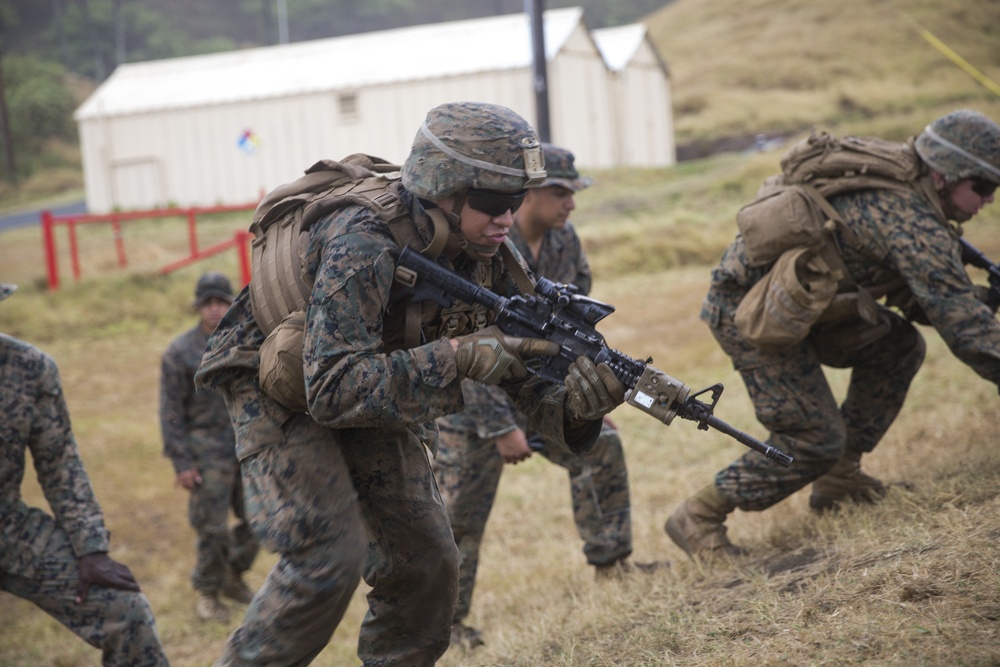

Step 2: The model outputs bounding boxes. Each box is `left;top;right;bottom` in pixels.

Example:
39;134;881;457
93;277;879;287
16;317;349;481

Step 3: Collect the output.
249;154;532;411
733;131;947;350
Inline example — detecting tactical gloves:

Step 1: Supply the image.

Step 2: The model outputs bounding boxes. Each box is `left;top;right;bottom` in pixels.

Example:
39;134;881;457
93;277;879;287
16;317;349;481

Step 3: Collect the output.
455;325;559;384
454;331;626;421
564;356;626;422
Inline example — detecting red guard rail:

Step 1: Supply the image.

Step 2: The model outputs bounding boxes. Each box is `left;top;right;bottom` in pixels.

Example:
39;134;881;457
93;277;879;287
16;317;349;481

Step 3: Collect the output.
41;203;259;290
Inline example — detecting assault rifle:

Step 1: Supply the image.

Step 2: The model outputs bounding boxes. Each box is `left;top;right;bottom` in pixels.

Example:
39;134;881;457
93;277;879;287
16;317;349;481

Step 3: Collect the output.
395;247;793;467
960;238;1000;311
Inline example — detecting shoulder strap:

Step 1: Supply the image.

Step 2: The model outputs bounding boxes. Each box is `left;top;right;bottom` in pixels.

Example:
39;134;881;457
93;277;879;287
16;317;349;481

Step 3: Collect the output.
499;242;535;294
249;157;405;334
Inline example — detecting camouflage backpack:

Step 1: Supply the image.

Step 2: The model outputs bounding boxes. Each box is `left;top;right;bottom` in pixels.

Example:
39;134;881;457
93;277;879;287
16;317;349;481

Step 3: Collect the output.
733;130;942;350
248;153;534;412
249;154;451;411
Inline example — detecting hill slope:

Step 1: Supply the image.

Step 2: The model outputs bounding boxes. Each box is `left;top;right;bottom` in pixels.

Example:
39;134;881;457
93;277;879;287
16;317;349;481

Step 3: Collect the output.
3;1;1000;666
647;0;1000;148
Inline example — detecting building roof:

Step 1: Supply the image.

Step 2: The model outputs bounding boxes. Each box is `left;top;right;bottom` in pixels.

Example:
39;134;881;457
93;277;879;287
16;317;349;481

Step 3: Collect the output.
75;7;585;121
591;23;649;72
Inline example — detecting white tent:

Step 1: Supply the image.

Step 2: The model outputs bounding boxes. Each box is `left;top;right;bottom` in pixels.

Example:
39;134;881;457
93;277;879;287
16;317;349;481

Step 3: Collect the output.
592;23;675;167
75;8;674;213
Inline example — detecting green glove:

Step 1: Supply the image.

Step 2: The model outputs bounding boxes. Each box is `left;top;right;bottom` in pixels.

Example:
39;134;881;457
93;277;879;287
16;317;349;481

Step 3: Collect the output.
564;356;626;421
455;325;559;384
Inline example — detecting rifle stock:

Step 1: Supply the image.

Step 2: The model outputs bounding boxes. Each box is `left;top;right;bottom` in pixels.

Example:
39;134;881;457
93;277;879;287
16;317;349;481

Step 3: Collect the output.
395;247;793;467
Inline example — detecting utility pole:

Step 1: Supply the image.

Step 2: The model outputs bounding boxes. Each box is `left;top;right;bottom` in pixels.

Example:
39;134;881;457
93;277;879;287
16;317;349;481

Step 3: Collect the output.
525;0;550;142
276;0;289;44
0;52;17;181
114;0;125;65
52;0;69;68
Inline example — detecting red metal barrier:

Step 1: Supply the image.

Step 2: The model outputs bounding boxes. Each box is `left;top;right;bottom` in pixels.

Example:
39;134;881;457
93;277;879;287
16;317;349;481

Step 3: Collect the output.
41;203;258;290
41;211;59;290
158;229;255;286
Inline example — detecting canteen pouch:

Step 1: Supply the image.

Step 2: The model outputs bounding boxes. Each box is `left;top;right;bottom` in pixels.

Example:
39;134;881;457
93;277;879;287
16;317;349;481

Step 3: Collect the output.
259;310;308;413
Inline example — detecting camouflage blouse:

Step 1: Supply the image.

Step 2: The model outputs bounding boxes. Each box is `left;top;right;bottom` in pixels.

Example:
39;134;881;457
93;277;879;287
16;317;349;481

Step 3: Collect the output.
159;324;236;474
702;186;1000;384
196;188;593;460
0;335;110;577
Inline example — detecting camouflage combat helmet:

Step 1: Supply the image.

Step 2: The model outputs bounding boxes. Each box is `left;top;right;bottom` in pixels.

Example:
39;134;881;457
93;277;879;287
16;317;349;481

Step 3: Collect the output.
915;109;1000;185
0;284;16;303
194;271;234;307
401;101;547;199
535;143;592;192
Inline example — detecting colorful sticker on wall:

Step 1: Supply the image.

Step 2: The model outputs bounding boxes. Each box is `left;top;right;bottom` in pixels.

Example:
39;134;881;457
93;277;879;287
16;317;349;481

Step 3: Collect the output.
237;129;262;156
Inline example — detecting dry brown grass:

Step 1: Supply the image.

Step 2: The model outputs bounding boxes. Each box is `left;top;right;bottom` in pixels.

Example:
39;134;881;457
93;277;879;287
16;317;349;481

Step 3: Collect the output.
4;0;1000;663
2;186;1000;665
648;0;1000;144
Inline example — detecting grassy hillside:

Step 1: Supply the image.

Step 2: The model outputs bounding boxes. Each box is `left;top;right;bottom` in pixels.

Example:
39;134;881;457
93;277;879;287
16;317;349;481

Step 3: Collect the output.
2;207;1000;666
648;0;1000;147
2;147;1000;666
3;0;1000;665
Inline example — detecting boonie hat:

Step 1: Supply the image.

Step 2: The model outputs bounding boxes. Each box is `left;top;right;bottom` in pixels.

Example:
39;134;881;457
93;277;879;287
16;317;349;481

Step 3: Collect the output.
194;271;234;307
534;143;592;191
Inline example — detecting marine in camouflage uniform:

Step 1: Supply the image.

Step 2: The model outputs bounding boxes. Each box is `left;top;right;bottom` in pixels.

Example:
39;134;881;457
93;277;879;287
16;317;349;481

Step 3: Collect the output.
666;109;1000;559
159;272;259;622
434;144;634;649
0;284;168;666
195;103;624;667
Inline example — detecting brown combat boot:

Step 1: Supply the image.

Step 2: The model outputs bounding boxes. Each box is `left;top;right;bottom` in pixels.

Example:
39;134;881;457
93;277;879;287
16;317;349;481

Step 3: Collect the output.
665;483;747;559
196;593;230;622
221;572;255;605
809;449;886;512
450;622;485;650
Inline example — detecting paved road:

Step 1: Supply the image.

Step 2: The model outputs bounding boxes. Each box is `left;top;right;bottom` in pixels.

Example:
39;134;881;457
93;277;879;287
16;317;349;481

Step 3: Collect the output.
0;200;87;232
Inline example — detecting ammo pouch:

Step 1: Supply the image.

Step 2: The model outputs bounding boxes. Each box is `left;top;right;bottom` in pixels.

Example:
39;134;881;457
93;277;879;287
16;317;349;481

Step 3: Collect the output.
734;227;886;353
249;156;408;413
259;310;308;413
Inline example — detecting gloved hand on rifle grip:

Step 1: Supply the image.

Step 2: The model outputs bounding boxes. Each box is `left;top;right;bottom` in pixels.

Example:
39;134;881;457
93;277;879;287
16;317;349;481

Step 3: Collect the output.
454;325;560;385
564;356;626;422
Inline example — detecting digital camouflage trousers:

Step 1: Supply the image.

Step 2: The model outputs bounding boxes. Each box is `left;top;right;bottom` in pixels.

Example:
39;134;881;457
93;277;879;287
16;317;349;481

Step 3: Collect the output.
215;374;459;667
187;464;259;594
1;525;168;666
709;310;925;511
434;418;631;624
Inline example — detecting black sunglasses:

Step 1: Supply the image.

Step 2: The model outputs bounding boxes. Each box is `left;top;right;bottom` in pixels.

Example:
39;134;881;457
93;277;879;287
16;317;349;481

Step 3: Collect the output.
466;188;527;217
971;178;997;198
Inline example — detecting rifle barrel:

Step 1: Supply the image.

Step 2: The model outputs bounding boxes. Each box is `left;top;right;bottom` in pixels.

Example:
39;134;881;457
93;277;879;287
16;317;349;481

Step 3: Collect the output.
703;414;793;466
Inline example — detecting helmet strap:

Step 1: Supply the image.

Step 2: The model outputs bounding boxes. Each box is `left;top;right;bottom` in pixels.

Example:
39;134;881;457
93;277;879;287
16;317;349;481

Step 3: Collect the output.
447;189;500;263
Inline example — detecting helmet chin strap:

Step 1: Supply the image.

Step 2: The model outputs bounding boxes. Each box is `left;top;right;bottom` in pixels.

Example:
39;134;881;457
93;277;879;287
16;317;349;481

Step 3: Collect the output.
934;176;973;223
446;190;499;263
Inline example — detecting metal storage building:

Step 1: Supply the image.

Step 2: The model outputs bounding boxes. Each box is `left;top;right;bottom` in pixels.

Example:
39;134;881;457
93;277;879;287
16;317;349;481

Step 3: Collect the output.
592;23;675;167
74;7;674;213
